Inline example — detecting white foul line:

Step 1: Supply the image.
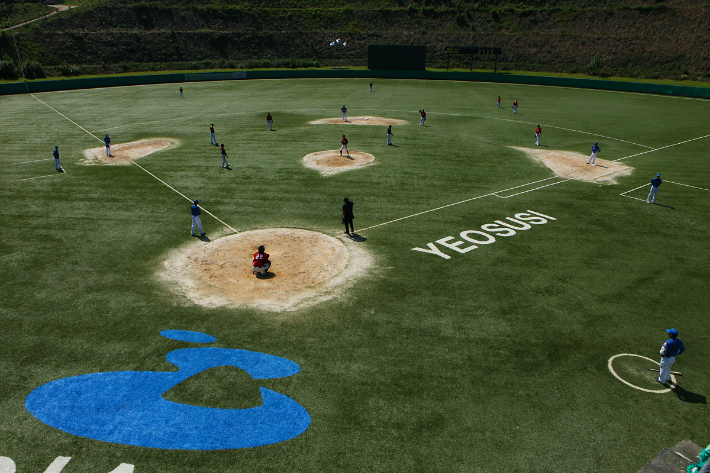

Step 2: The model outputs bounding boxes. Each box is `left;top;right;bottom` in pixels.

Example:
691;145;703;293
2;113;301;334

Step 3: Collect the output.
11;158;56;165
29;94;238;234
620;183;649;196
130;160;238;233
356;177;567;233
664;180;709;191
612;134;710;162
17;173;65;181
498;179;571;199
30;94;104;144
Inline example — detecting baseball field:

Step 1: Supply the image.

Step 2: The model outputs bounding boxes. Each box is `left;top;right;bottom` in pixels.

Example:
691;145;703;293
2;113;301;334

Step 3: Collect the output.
0;77;708;472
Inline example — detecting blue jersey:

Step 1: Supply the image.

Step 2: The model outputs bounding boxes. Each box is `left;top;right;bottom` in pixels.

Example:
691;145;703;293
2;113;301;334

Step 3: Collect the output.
191;205;201;216
651;177;662;188
104;136;110;146
591;145;600;153
662;338;684;357
341;106;347;113
53;149;59;159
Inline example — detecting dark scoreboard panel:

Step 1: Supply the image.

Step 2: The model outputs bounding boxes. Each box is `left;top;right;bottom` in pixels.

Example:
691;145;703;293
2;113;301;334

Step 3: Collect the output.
445;46;502;55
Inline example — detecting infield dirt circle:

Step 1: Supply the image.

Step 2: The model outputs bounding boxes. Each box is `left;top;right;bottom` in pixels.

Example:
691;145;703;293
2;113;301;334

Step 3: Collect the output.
303;150;376;176
160;228;372;311
309;116;406;126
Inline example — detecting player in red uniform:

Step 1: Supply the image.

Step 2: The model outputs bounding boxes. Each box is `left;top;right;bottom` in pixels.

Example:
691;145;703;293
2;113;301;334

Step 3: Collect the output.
535;124;541;146
266;113;273;131
513;100;518;114
252;245;271;275
496;96;501;108
419;109;426;126
340;135;349;157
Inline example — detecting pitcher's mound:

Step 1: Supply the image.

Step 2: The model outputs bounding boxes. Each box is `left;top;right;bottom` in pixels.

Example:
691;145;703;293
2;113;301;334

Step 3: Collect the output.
309;116;406;126
303;150;376;176
511;147;634;184
82;138;177;165
160;228;373;312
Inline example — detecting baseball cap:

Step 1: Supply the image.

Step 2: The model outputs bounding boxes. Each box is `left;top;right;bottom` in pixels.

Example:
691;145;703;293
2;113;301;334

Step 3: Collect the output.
666;328;678;335
657;173;661;177
343;197;349;201
193;199;198;204
594;142;598;145
55;145;58;149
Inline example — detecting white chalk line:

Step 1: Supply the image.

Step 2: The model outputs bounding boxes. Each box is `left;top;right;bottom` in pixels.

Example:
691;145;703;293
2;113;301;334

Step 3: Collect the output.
129;160;237;233
498;179;571;199
17;173;65;181
664;180;709;191
355;177;566;233
29;94;237;233
612;134;710;162
608;354;675;394
11;157;56;165
620;183;649;196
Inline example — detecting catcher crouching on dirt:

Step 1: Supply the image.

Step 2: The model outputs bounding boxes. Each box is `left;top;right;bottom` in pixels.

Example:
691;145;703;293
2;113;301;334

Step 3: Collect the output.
252;245;271;275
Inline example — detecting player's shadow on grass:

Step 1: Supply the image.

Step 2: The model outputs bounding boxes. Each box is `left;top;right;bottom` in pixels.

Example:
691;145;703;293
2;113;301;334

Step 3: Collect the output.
671;384;706;404
388;144;400;148
652;202;675;209
347;233;367;242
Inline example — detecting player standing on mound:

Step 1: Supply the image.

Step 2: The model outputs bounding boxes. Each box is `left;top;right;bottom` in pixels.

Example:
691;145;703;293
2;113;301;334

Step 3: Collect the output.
340;135;349;157
220;144;230;168
252;245;271;275
657;328;684;385
587;142;600;165
266;112;273;131
341;105;348;122
647;173;662;204
104;134;112;157
419;109;426;126
191;200;206;237
535;124;542;146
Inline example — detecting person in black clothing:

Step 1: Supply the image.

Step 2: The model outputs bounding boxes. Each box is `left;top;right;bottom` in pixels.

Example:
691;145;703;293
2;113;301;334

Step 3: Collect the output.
342;198;354;235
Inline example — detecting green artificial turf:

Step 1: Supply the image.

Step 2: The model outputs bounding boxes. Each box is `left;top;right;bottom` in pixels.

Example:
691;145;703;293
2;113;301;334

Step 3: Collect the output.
0;78;708;472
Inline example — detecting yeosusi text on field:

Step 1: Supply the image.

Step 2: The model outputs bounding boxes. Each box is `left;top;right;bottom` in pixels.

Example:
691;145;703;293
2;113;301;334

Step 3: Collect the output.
159;228;373;312
82;138;178;165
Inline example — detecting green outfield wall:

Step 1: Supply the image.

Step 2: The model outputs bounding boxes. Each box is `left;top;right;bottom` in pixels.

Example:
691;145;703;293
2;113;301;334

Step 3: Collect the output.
1;69;709;99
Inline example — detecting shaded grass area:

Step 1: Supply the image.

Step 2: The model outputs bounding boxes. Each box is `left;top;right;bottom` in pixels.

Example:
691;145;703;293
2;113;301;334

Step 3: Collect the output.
0;78;708;472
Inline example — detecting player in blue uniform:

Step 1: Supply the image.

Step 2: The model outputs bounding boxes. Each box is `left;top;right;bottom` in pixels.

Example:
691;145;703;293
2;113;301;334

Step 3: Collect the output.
104;134;112;157
53;146;63;173
341;105;348;122
647;173;662;203
657;328;684;384
191;200;206;237
587;142;600;165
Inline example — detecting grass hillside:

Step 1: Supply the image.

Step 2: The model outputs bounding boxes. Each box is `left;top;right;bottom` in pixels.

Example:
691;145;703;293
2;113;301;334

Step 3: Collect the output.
1;0;710;80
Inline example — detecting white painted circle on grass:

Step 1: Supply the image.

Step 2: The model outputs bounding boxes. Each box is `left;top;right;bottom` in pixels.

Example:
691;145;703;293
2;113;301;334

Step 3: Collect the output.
0;457;16;473
608;353;676;393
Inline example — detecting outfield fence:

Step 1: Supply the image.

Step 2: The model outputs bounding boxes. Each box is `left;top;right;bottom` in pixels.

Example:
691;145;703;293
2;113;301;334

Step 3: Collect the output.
1;69;709;98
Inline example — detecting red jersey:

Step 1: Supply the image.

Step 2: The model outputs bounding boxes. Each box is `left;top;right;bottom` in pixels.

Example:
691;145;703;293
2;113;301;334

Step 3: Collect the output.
536;126;541;134
341;137;348;145
497;97;500;103
513;100;518;106
420;110;426;118
253;251;270;267
210;125;215;133
266;114;272;121
220;146;226;155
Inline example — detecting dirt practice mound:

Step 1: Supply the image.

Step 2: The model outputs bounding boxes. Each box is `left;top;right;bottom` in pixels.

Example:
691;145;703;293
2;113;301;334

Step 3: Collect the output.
303;150;376;176
309;116;406;126
159;228;372;312
82;138;176;165
511;147;634;184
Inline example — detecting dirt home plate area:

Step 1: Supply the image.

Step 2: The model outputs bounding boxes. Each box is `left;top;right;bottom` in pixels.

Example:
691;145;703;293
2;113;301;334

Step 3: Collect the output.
160;228;373;312
82;139;177;164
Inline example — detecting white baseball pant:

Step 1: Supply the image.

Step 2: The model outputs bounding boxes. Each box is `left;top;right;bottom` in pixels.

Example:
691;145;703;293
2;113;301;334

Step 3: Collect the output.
191;215;204;235
587;152;597;164
647;186;659;203
659;355;675;383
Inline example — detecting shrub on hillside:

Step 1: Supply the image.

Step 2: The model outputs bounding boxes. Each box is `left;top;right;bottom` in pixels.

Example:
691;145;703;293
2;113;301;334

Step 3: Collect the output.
24;60;46;79
0;60;18;79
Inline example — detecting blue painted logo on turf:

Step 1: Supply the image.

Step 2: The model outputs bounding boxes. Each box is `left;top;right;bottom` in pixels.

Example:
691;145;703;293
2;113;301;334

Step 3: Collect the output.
25;331;310;450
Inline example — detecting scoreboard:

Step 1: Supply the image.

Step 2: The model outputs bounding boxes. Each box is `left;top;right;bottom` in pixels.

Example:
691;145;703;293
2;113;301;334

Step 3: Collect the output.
445;46;502;55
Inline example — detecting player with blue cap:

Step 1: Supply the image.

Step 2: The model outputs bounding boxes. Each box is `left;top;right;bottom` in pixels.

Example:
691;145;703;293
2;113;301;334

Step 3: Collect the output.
190;199;206;237
657;328;684;384
53;145;63;173
647;173;662;204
